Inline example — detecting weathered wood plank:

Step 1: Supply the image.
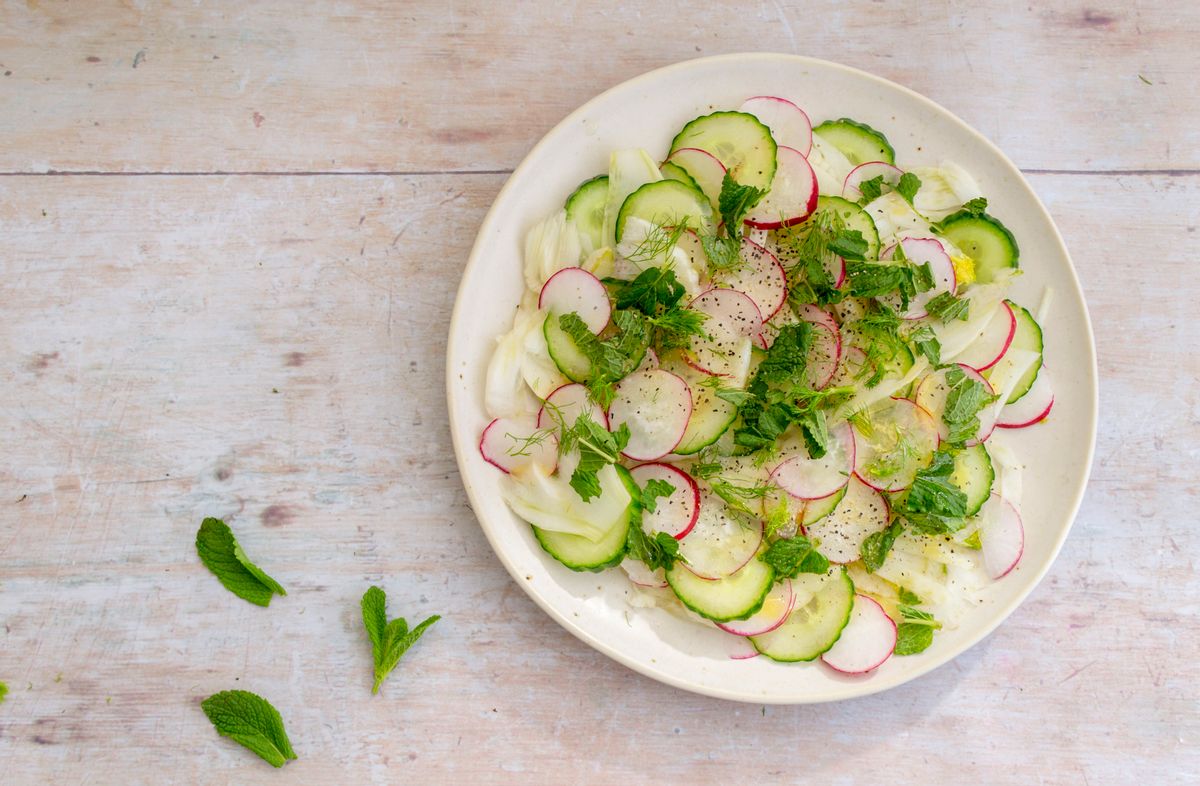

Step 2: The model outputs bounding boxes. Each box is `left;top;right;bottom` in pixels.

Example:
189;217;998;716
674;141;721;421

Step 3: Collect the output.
0;1;1196;174
0;172;1196;784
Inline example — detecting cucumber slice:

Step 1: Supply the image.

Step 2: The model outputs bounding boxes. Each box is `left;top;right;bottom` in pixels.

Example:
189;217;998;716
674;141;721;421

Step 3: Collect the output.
543;314;592;382
802;485;847;527
668;111;778;191
815;195;880;259
666;553;775;622
812;118;895;166
658;352;738;454
565;175;608;253
660;160;701;193
750;567;855;662
616;180;715;242
1003;300;1043;403
603;149;663;248
950;443;994;516
531;466;637;571
938;212;1019;284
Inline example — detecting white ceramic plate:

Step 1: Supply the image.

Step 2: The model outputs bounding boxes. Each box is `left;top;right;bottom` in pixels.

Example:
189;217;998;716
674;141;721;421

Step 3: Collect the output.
446;54;1097;703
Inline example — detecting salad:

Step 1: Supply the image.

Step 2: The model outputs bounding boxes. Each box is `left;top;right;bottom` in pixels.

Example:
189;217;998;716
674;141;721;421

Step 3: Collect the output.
479;96;1053;674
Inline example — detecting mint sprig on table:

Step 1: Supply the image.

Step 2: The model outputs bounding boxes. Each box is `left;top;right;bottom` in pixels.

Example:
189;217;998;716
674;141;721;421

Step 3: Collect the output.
201;690;297;768
361;586;440;694
195;517;287;606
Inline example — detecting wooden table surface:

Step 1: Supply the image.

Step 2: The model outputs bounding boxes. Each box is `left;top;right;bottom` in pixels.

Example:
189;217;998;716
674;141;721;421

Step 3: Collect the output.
1;2;1197;784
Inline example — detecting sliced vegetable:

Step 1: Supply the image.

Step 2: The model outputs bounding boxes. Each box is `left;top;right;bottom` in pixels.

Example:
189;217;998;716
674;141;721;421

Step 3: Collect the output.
738;95;813;156
538;267;611;334
750;567;855;662
665;147;727;208
607;369;693;461
813;118;895;166
629;462;700;539
668;111;778;191
820;594;897;674
806;477;888;564
616;179;715;242
565;174;609;253
479;416;557;475
744;146;818;230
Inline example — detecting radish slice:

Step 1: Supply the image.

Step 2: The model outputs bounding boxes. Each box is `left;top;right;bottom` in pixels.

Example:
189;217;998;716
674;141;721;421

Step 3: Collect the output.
738;96;813;156
979;495;1024;579
621;557;667;588
717;579;796;636
881;238;956;320
771;421;855;500
678;495;763;579
829;346;870;388
666;147;727;207
842;161;904;202
955;301;1016;372
537;267;611;333
479;416;557;474
728;638;761;660
537;382;607;431
793;303;838;335
715;238;787;320
806;477;888;563
745;146;818;229
997;368;1053;428
915;364;995;444
853;398;940;492
684;288;763;381
635;347;661;372
805;323;842;390
607;370;692;461
820;594;897;674
629;462;700;539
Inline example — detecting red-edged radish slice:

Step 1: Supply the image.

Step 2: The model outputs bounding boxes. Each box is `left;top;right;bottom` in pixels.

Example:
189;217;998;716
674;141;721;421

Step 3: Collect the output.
881;238;956;320
955;301;1016;372
806;477;888;563
666;147;727;207
607;369;692;461
537;382;607;431
715;238;787;320
717;579;797;636
829;346;870;388
728;638;761;660
805;323;842;390
684;288;763;379
621;557;667;588
915;364;995;444
820;594;897;674
842;161;904;202
678;496;763;579
853;397;940;492
745;146;818;229
997;368;1054;428
739;96;813;156
479;416;557;474
771;421;856;500
537;267;611;333
629;462;700;539
793;303;838;334
979;495;1024;579
635;347;661;373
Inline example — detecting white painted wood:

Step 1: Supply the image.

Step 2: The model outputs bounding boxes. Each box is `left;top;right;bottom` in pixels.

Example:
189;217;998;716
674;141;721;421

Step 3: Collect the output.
0;2;1197;783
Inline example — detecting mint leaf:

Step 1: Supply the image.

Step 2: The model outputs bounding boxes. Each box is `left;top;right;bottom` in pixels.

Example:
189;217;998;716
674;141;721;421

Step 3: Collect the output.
907;323;941;365
857;175;885;203
894;623;935;655
754;322;813;387
699;234;744;271
760;536;830;578
960;197;988;216
827;228;868;261
896;172;922;204
361;586;440;695
640;479;676;514
898;586;922;604
941;366;998;446
925;291;970;322
611;266;686;314
717;172;767;240
861;520;903;572
201;690;297;768
557;310;649;408
962;529;983;550
558;412;630;502
902;450;968;519
626;526;682;571
195;518;286;606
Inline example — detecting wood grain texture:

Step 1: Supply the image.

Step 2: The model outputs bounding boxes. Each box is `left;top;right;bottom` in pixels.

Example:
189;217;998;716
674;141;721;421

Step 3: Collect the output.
0;1;1197;173
0;1;1197;784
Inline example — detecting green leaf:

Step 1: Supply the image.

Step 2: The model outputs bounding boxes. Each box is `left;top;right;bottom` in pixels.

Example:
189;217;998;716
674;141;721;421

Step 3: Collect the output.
960;197;988;216
844;261;922;305
897;586;922;605
894;623;935;655
201;690;297;768
827;229;868;261
699;234;744;271
896;172;922;204
755;322;813;387
857;175;885;203
941;366;998;446
640;479;676;514
760;536;830;578
647;307;709;350
907;323;941;365
626;526;682;572
559;413;630;502
860;520;903;573
557;311;649;408
0;681;7;704
899;605;941;626
195;518;286;607
717;172;767;240
763;496;793;539
962;530;983;550
361;586;440;695
925;291;970;322
902;450;969;519
611;266;686;314
796;408;830;460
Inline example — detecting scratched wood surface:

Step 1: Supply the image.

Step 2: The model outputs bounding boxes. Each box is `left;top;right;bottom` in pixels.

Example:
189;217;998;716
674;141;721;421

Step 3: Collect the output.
0;2;1197;784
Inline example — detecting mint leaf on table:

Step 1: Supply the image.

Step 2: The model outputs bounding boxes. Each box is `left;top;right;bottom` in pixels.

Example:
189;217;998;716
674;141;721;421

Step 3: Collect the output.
760;535;830;578
195;518;286;606
201;690;297;768
361;586;440;695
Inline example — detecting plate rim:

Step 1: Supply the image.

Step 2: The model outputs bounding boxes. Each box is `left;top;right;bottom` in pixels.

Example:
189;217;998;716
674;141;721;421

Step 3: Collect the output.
445;52;1099;704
